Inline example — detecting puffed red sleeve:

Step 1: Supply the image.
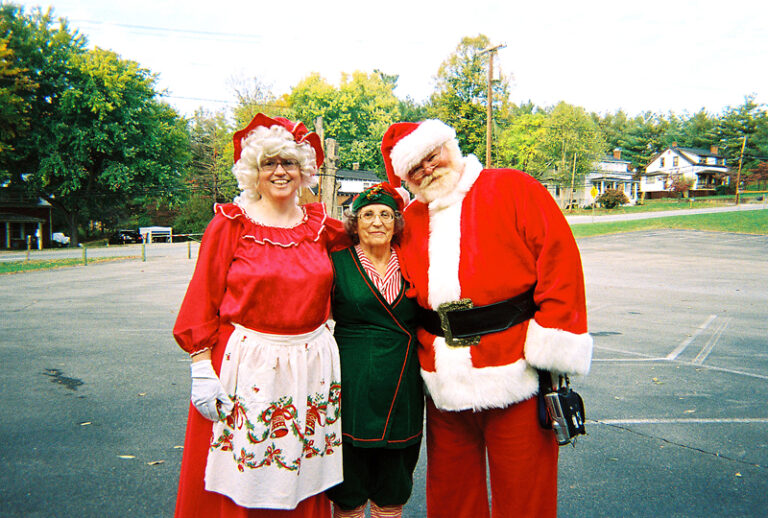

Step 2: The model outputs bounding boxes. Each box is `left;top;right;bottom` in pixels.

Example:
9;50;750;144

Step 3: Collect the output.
173;212;240;354
514;174;593;375
324;214;352;253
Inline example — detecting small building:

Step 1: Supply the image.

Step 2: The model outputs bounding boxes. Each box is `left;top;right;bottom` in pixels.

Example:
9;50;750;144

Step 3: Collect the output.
642;145;729;198
0;186;53;250
300;168;382;219
543;149;638;208
585;149;639;205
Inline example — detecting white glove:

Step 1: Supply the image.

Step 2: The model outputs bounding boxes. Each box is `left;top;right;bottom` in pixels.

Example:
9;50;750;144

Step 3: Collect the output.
190;360;234;421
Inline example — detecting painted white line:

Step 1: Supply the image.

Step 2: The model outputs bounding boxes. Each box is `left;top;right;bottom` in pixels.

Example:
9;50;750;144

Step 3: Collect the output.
692;318;730;365
673;361;768;380
666;314;717;360
593;358;668;362
597;418;768;425
594;345;658;358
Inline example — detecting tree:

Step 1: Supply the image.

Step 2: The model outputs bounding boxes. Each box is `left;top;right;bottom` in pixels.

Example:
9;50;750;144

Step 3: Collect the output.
2;6;190;244
0;35;36;171
538;102;606;196
288;70;402;172
496;111;548;177
174;109;237;233
429;34;513;162
230;75;291;127
714;96;768;175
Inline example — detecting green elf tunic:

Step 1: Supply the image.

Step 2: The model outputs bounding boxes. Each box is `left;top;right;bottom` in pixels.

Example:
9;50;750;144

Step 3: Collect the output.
330;246;423;449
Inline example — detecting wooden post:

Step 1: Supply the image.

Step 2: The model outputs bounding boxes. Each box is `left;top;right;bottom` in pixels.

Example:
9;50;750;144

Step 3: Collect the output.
315;117;325;200
735;136;746;205
568;152;577;211
321;138;338;215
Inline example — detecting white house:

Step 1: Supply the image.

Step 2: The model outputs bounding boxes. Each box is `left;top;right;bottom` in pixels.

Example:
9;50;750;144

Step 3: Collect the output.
642;145;729;198
544;149;637;208
585;149;638;205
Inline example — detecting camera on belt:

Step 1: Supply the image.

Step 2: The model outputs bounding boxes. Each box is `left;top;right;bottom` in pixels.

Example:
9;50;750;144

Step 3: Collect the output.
543;374;586;446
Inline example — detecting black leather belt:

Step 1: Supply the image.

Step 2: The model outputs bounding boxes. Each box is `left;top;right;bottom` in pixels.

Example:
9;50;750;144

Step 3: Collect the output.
419;286;537;346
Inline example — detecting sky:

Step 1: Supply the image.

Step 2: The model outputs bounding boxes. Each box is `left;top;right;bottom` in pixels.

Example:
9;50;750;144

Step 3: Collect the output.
13;0;768;118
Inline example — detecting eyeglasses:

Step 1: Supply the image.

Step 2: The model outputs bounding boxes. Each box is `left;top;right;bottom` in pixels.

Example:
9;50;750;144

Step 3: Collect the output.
359;210;396;224
408;147;443;179
260;158;300;173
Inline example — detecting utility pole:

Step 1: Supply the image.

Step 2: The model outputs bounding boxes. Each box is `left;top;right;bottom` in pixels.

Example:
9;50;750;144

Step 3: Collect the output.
735;135;746;205
479;43;506;168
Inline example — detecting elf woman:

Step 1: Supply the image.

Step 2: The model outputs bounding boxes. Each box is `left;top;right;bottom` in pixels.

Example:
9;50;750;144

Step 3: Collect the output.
325;183;424;518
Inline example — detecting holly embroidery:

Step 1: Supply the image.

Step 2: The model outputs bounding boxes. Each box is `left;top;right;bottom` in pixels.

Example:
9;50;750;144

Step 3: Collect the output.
209;380;341;473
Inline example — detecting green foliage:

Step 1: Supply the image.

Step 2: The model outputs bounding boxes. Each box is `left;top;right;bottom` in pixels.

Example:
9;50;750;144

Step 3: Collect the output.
537;102;606;188
429;34;513;162
186;109;237;203
288;70;402;172
1;5;190;244
595;189;630;209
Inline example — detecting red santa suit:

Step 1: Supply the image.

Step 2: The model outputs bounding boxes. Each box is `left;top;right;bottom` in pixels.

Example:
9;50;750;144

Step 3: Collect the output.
381;120;593;518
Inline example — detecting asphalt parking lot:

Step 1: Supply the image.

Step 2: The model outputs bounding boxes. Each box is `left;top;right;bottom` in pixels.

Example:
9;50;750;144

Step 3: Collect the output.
0;230;766;517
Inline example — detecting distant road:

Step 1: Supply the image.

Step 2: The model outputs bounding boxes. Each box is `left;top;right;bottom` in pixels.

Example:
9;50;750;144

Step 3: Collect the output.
0;241;198;263
566;202;767;225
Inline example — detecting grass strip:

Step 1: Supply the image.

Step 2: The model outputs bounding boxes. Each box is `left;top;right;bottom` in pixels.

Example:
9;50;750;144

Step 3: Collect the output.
571;209;768;238
0;256;137;275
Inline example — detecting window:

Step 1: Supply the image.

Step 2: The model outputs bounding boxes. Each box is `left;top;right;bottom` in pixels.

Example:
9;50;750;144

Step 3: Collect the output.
673;156;679;167
660;157;665;168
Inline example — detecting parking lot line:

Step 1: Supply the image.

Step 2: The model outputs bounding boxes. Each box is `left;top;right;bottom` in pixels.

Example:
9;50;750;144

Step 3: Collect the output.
666;314;717;360
692;318;730;365
596;418;768;425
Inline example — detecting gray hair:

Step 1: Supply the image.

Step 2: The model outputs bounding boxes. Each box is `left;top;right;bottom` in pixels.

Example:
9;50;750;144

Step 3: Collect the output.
231;124;318;202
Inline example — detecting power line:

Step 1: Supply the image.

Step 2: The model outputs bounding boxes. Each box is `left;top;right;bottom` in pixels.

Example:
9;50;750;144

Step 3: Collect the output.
70;19;262;42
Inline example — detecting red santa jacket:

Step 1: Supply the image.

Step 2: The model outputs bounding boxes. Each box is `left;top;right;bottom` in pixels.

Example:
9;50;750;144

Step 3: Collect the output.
399;156;593;411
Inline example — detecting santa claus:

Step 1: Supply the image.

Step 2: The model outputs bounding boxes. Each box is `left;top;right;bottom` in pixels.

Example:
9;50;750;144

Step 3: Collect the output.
381;119;593;517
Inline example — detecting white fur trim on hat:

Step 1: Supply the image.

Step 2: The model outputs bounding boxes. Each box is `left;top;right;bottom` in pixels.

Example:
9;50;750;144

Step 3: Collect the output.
389;119;456;180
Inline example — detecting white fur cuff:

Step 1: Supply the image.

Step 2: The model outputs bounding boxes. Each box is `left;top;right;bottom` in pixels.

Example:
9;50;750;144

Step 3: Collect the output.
524;319;593;375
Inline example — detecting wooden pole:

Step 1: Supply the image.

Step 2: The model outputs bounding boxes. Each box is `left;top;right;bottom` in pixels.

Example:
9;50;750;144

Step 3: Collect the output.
486;51;493;168
321;138;338;215
569;152;577;212
479;43;505;169
735;135;746;205
315;117;324;200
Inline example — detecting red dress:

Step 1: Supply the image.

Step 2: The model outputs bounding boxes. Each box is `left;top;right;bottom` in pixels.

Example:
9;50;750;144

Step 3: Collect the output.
173;202;349;518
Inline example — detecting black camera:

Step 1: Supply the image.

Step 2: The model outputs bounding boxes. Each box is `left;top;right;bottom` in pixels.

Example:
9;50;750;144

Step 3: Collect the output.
538;372;586;446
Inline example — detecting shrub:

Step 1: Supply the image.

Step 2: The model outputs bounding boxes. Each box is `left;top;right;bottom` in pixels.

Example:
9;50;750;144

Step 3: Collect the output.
596;189;630;209
715;184;736;195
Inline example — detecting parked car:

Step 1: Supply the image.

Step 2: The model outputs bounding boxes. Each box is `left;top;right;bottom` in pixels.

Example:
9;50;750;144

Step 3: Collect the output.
52;232;70;247
108;229;143;245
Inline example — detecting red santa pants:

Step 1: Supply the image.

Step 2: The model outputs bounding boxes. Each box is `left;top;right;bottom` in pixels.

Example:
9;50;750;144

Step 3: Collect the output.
425;396;558;518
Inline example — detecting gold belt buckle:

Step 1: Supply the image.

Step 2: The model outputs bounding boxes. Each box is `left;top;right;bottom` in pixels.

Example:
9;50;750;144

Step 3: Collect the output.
436;298;482;347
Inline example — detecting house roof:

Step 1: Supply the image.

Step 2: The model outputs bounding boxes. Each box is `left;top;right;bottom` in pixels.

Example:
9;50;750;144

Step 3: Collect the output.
335;169;381;181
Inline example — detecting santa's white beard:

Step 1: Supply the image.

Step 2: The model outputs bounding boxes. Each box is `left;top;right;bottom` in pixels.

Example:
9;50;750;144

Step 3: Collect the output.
411;166;461;203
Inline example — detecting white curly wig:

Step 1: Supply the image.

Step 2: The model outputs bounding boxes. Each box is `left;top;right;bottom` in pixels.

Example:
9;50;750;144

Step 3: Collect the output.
232;124;319;202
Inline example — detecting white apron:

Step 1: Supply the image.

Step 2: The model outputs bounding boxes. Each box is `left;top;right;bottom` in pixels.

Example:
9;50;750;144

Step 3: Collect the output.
204;323;343;509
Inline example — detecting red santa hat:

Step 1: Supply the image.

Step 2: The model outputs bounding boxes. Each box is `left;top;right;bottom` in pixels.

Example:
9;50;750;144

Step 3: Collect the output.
381;119;456;187
233;113;324;167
